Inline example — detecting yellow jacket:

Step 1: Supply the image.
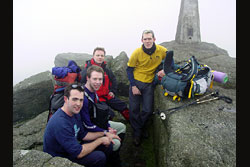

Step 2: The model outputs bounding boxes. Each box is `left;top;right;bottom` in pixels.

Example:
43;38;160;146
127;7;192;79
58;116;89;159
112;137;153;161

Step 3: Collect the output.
127;44;167;83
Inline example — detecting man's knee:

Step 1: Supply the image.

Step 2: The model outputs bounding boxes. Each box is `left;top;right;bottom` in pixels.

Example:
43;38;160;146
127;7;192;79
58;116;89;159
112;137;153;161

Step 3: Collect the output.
74;151;106;167
118;122;126;134
112;139;121;151
109;121;126;134
92;151;106;166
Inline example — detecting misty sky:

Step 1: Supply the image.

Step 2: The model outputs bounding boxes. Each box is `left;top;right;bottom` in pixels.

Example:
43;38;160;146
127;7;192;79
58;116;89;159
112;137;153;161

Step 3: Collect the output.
13;0;236;86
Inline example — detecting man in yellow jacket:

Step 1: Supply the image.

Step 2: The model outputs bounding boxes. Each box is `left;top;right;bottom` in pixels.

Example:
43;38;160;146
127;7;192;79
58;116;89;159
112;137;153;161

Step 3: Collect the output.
126;30;168;146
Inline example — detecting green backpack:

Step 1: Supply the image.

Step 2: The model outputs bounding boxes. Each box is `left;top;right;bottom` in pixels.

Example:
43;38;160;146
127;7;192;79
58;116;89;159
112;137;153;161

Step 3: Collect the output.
161;51;213;101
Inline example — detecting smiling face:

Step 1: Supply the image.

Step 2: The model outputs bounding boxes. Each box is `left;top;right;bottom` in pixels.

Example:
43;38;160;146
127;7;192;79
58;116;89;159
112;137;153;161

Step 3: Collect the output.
86;71;103;92
64;89;84;116
141;33;156;49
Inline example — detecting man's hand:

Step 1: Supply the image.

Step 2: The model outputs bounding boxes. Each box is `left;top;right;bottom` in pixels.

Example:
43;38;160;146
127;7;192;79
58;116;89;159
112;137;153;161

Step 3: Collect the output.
157;69;165;78
106;132;121;144
108;92;115;98
132;86;141;95
108;127;117;134
99;136;112;147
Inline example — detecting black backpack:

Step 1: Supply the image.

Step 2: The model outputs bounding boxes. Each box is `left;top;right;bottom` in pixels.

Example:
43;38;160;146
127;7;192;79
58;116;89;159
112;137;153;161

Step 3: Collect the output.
84;91;114;130
47;60;82;122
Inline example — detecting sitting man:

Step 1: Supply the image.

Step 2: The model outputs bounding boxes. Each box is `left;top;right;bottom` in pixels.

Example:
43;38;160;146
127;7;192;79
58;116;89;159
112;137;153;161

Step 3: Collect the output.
43;82;120;167
80;47;129;121
80;65;126;167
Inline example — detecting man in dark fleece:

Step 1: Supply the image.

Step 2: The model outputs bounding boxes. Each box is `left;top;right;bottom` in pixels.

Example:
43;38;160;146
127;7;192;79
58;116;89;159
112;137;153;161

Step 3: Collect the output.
43;82;120;167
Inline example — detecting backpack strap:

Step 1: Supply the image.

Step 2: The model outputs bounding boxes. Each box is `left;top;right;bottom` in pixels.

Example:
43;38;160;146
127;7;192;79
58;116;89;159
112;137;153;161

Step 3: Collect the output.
181;56;199;82
84;91;97;118
188;74;196;98
55;80;69;87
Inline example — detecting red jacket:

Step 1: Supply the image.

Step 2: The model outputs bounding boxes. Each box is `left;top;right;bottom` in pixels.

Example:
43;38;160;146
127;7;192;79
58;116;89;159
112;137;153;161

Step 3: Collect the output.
80;58;117;101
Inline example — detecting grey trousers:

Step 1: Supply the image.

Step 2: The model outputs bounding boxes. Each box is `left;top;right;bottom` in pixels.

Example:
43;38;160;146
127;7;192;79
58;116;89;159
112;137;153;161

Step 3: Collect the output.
129;80;154;138
108;121;126;151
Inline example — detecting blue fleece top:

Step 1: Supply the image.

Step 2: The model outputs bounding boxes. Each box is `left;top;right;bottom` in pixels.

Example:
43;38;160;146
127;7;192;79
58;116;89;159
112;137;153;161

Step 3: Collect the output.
52;60;81;78
43;108;87;159
80;86;110;132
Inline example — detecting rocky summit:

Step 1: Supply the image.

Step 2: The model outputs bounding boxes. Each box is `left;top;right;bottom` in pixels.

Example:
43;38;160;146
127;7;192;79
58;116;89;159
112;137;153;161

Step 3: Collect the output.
13;41;236;166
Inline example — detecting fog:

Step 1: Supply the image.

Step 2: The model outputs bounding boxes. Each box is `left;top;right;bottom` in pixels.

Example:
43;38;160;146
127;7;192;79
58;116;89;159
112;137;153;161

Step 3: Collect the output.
13;0;236;86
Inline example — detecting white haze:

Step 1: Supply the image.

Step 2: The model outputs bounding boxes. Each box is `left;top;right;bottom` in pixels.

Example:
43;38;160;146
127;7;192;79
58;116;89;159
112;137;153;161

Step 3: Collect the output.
13;0;236;86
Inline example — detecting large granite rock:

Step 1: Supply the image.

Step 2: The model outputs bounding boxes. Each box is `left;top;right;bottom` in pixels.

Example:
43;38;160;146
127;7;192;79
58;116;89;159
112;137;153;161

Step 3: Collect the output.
13;71;54;124
109;51;129;96
54;52;92;69
13;44;236;166
152;40;236;167
13;149;84;167
54;52;113;70
13;110;48;150
153;85;236;166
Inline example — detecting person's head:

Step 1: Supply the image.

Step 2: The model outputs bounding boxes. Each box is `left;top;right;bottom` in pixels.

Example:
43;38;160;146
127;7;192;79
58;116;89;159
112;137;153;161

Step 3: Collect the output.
86;65;104;92
63;82;84;116
93;47;106;64
141;30;156;49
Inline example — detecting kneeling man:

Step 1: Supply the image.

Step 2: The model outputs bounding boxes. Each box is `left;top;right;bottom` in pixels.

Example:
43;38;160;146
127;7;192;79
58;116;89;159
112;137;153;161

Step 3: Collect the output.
43;82;120;167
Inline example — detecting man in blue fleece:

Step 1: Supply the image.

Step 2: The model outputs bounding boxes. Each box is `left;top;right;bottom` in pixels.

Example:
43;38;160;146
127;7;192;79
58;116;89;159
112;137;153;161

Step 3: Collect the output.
80;65;126;167
43;82;120;167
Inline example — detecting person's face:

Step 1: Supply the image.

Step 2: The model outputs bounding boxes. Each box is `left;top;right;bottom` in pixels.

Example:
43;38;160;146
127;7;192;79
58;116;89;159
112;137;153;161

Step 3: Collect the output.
93;50;105;64
87;71;103;92
141;33;156;49
64;89;84;115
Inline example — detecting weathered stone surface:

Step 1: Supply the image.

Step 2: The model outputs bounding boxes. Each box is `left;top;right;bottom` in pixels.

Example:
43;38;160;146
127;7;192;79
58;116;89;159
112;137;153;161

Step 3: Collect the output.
54;52;92;69
175;0;201;43
13;44;236;166
13;110;48;151
109;51;129;96
13;71;54;123
54;52;113;70
153;85;236;167
13;149;84;167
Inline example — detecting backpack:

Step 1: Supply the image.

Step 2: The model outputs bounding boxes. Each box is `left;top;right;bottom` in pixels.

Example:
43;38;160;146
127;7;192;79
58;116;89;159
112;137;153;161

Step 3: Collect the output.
47;60;82;122
84;91;113;130
161;51;213;101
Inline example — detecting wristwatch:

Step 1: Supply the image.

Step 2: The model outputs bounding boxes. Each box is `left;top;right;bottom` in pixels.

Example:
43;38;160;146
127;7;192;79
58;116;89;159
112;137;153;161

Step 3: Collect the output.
103;130;107;136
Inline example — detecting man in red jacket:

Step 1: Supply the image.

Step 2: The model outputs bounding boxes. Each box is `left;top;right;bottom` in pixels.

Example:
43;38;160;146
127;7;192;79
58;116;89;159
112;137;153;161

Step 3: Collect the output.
80;47;129;121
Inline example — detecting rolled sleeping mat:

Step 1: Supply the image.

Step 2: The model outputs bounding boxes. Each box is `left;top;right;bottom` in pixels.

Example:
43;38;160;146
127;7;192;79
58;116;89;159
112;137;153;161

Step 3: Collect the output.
212;70;228;83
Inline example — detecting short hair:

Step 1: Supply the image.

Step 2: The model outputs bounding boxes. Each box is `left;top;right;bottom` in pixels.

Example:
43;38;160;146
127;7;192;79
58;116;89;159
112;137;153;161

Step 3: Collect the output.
86;65;104;79
93;47;106;56
142;29;155;39
64;82;84;98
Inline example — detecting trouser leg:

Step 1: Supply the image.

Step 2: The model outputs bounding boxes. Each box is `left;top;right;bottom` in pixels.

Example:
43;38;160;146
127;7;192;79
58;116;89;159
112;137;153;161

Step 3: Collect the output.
129;80;154;138
107;121;126;167
129;85;143;137
107;133;126;167
71;144;112;167
140;82;154;127
107;97;130;121
106;97;128;111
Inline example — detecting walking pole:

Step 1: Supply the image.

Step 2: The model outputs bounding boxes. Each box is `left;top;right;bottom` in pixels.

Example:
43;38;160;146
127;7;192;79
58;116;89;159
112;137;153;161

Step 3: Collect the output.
154;90;232;120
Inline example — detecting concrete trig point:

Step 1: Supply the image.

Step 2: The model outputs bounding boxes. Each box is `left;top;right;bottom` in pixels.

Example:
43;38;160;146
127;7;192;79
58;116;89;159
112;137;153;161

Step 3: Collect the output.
175;0;201;43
